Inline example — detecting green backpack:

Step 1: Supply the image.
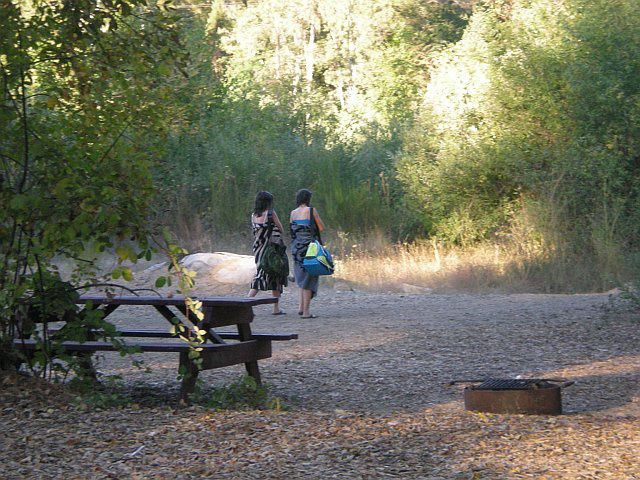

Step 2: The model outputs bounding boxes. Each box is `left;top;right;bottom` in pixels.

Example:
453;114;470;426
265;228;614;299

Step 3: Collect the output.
260;240;290;278
258;211;290;278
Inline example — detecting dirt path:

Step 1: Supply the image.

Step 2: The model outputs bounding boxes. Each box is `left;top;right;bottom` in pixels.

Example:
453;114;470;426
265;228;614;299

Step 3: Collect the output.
2;289;639;479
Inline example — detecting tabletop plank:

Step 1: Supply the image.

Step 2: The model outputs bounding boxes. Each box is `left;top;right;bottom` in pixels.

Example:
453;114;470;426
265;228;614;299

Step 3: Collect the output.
77;295;278;307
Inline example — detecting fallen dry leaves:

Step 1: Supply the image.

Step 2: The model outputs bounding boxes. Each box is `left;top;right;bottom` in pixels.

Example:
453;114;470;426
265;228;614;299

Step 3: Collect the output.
1;291;639;479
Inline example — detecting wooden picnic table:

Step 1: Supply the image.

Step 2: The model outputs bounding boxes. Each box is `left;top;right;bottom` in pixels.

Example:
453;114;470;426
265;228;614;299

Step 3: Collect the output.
14;294;297;402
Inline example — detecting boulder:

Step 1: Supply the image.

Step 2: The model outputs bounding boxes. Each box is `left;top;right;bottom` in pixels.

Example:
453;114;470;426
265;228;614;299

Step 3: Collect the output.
181;252;256;285
399;283;432;294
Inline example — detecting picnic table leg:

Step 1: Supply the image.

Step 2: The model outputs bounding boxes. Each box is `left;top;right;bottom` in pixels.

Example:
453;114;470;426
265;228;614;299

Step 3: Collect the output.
64;303;118;382
179;351;200;404
76;352;98;381
237;323;262;385
74;306;118;381
207;305;262;385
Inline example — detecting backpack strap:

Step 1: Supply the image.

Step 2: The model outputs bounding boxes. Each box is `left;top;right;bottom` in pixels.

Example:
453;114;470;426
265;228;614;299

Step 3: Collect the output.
266;209;274;240
309;207;323;245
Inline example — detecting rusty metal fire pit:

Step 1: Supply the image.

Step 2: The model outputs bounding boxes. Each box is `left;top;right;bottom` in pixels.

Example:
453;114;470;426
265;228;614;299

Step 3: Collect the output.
450;378;575;415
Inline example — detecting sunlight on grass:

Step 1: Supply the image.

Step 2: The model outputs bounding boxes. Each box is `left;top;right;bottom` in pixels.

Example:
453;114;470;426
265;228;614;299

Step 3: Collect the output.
332;240;603;293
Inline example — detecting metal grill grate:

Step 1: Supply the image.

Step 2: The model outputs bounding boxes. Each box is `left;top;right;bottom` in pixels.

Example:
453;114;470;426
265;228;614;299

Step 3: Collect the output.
475;378;546;390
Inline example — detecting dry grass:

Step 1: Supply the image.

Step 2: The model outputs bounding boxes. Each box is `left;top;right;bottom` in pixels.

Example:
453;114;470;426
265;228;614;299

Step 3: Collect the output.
171;221;633;293
332;240;618;294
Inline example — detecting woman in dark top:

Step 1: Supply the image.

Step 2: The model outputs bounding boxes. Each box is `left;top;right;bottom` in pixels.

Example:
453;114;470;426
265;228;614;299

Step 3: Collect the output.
290;188;325;318
248;191;287;315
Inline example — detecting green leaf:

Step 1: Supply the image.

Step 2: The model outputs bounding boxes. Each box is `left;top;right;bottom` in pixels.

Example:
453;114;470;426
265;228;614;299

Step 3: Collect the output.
162;227;172;244
122;268;133;282
115;247;129;262
9;194;28;210
53;178;72;196
157;62;172;76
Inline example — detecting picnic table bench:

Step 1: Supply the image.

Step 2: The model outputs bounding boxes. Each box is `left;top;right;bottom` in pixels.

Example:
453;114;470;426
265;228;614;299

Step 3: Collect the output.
13;295;297;402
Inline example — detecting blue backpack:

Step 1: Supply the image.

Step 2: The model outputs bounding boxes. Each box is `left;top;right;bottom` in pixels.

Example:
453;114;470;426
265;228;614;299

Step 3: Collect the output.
303;240;334;276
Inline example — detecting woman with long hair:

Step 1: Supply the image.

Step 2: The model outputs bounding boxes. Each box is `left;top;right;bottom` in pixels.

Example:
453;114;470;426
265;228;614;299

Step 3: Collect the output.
248;191;287;314
290;188;325;318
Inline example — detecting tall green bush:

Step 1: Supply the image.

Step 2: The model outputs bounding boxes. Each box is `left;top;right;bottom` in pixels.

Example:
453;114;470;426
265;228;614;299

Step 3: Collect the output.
156;0;468;245
397;0;640;288
0;0;185;371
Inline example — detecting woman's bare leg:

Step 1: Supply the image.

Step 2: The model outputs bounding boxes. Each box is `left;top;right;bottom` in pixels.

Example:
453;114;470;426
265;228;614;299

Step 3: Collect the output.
248;288;258;297
298;288;304;315
302;289;313;317
271;290;282;313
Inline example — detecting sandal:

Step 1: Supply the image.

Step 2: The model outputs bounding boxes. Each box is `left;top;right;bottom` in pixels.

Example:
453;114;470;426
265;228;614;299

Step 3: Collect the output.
272;310;286;316
301;314;317;319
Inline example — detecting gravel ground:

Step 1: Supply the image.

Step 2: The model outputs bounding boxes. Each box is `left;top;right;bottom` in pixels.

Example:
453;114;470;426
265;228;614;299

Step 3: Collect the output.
2;288;639;479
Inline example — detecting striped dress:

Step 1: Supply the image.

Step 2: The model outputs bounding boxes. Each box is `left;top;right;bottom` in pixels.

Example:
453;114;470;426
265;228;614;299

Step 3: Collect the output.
250;211;287;292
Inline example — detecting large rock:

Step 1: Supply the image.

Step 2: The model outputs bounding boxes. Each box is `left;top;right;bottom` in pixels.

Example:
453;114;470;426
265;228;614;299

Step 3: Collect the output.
130;252;256;295
399;283;432;294
181;252;256;285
